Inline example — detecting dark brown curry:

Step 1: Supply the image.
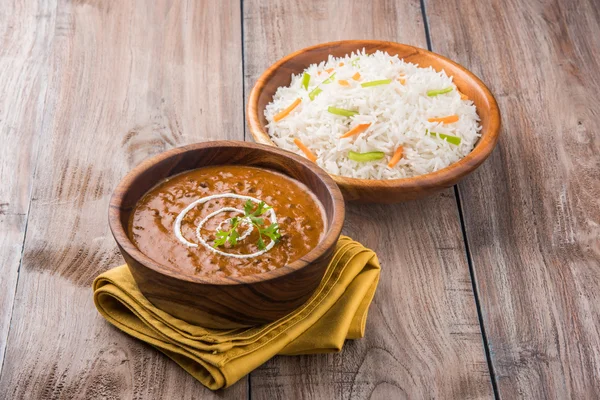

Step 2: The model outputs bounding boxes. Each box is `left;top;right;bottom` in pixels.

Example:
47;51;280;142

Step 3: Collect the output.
128;165;326;277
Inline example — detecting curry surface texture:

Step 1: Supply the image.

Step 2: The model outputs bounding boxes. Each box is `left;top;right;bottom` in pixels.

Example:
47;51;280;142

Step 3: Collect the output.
128;165;326;277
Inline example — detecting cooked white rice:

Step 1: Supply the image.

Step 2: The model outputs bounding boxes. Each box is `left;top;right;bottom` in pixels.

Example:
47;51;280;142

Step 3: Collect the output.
264;50;481;179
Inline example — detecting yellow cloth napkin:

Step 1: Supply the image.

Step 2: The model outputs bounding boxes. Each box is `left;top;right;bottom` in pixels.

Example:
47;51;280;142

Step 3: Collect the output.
93;236;380;390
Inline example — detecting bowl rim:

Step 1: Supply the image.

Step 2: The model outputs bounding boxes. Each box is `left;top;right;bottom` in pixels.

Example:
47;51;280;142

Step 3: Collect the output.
247;39;501;191
108;140;345;286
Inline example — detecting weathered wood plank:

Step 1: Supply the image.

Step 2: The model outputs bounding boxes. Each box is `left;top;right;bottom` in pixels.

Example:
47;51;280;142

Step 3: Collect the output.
0;0;57;373
0;215;26;371
426;0;600;397
243;1;493;398
0;0;246;398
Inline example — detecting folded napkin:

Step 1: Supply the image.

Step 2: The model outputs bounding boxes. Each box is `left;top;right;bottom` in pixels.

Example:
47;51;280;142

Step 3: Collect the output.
93;236;380;390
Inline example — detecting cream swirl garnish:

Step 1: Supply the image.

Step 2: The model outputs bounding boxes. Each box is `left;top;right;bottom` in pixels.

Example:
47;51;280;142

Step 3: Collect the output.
173;193;278;259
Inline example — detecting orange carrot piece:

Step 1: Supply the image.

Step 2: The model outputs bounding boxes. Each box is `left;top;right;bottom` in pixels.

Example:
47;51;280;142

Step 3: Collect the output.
340;123;371;139
338;79;350;87
458;90;468;100
339;62;344;67
388;146;404;168
352;72;361;80
397;77;406;85
293;138;317;162
273;98;301;122
428;115;459;124
325;68;334;73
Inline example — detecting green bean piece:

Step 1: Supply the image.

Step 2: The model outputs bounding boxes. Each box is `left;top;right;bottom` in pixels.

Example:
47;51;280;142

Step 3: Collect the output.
426;87;453;96
308;87;322;100
361;79;393;88
428;130;462;145
348;151;385;162
302;72;311;90
322;72;336;84
327;106;358;117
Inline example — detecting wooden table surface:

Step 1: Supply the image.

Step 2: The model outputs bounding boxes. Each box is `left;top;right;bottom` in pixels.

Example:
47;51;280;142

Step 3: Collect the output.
1;0;598;398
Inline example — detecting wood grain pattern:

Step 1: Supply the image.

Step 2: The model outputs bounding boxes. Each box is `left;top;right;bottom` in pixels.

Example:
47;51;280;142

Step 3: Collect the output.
0;0;57;372
3;0;596;397
426;0;600;397
247;40;501;203
0;215;26;371
0;0;247;398
110;141;344;328
243;0;493;398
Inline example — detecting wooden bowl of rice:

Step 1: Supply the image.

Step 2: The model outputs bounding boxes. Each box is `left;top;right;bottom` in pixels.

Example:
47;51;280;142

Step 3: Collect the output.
247;40;501;203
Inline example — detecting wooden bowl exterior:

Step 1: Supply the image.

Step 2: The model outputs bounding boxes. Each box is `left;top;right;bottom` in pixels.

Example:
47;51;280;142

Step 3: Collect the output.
247;40;501;203
108;141;345;328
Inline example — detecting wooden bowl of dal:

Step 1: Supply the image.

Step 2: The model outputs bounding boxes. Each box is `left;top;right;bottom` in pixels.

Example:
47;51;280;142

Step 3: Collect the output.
109;141;345;328
247;40;501;203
